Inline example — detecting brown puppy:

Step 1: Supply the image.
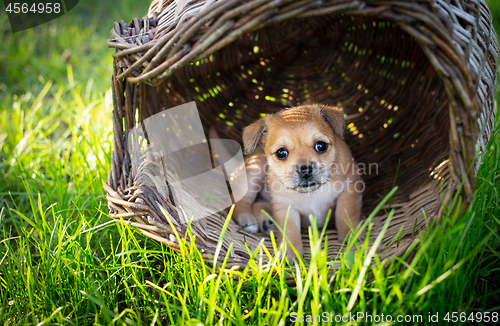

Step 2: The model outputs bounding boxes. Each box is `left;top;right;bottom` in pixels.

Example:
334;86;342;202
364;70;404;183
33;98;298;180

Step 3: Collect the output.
233;104;362;259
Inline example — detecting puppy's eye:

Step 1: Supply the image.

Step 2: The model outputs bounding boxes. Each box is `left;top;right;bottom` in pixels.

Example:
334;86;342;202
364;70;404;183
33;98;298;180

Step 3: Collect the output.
315;141;328;153
275;147;288;160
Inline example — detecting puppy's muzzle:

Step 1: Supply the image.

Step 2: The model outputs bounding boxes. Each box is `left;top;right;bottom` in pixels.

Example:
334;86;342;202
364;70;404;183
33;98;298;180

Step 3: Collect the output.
294;163;322;192
297;164;314;180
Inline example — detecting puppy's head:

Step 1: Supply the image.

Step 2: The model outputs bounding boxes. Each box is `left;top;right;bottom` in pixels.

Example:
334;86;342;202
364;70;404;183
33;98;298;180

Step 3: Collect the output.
243;104;345;193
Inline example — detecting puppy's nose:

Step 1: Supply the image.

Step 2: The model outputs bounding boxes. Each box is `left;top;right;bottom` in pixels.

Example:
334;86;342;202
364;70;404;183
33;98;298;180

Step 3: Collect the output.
297;164;314;179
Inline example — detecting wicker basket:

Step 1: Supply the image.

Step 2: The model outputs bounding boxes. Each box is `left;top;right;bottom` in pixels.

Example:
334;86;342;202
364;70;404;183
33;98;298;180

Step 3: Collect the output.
105;0;498;271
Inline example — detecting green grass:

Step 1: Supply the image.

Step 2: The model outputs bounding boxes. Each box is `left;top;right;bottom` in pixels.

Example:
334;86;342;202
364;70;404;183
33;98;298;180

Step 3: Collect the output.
1;1;500;325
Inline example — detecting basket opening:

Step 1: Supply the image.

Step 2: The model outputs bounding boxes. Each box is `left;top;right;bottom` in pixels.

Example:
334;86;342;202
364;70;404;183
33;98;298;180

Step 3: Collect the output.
139;14;450;224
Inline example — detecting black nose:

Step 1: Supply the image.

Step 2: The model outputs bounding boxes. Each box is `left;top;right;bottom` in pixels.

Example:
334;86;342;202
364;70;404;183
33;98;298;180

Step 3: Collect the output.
297;164;313;179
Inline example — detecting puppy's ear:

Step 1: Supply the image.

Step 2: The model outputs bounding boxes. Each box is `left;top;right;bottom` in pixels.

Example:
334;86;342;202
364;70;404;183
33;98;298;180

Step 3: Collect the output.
242;118;266;154
320;105;345;138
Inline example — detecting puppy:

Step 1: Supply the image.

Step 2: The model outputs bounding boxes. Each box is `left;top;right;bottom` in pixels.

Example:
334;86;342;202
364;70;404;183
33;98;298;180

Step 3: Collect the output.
232;104;362;259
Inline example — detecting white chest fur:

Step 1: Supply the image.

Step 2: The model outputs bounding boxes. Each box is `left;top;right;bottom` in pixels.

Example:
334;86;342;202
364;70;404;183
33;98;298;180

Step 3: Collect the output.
273;179;346;228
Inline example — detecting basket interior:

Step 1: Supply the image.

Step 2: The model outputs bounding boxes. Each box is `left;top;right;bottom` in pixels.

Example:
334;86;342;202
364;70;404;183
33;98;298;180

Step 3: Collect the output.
133;14;452;260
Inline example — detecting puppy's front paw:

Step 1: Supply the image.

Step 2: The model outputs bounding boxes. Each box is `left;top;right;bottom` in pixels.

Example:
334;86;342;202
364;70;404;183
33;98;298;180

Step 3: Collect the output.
251;201;275;234
236;212;259;233
261;219;278;234
285;251;299;265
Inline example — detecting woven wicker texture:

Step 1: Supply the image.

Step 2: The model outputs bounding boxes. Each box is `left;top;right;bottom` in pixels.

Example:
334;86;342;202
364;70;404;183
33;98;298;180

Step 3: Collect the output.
106;0;498;270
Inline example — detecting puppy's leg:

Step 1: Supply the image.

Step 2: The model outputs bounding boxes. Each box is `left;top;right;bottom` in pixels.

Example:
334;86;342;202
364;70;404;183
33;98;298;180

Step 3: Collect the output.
233;148;266;233
273;203;303;261
335;186;361;242
233;198;258;233
251;201;276;234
